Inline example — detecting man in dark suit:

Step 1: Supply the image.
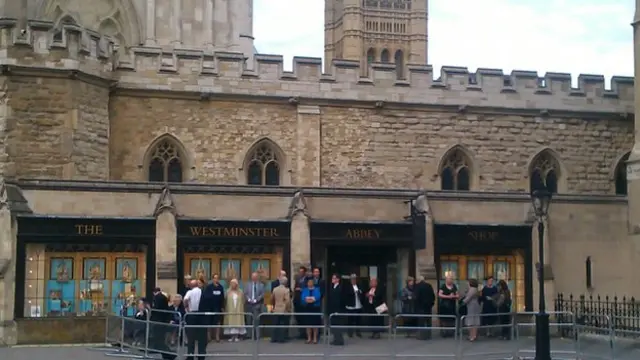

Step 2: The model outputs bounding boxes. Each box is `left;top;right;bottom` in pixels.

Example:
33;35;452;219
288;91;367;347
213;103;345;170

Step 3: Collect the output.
343;274;364;338
293;266;309;339
271;270;287;290
310;267;325;298
414;276;436;340
150;287;173;359
328;274;345;346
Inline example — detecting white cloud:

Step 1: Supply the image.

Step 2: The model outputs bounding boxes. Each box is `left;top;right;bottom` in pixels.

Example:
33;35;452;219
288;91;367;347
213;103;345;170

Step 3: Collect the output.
253;0;633;82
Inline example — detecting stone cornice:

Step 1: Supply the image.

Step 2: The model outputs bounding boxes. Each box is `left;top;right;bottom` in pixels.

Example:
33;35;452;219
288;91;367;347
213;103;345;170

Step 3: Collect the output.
112;86;631;120
14;179;628;205
0;65;116;89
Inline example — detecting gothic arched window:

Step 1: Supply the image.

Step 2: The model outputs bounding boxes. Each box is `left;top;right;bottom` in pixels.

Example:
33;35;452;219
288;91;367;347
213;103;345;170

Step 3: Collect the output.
147;139;184;183
529;150;560;194
440;147;472;191
367;48;376;64
246;142;281;186
614;152;630;195
380;49;390;63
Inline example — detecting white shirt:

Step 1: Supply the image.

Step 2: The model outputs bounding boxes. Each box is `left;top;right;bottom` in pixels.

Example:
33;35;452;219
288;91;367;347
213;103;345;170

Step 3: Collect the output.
184;287;202;312
346;285;362;310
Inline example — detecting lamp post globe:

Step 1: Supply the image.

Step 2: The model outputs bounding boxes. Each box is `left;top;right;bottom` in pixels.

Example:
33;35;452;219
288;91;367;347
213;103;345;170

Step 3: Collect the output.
530;188;552;360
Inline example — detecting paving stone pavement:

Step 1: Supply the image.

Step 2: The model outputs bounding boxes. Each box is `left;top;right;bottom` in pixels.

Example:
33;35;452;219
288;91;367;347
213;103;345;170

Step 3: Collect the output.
2;335;639;360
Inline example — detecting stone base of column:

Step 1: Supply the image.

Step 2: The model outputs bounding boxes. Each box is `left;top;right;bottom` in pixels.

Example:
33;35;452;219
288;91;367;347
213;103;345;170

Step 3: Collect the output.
0;320;17;346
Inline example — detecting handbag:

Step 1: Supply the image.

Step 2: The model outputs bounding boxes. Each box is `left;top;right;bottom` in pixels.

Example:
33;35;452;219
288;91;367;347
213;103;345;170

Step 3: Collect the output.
375;303;388;314
457;300;467;317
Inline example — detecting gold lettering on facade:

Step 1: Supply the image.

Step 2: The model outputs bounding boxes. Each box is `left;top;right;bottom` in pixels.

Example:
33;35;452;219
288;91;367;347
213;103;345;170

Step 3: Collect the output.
345;229;381;239
188;226;279;237
468;231;499;241
75;224;103;235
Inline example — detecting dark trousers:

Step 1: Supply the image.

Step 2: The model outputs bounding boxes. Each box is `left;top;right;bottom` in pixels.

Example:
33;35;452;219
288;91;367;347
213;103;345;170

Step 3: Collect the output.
330;314;344;345
345;308;362;336
185;317;207;360
482;310;498;336
294;301;306;338
416;309;433;340
368;310;384;335
271;315;288;343
499;314;512;339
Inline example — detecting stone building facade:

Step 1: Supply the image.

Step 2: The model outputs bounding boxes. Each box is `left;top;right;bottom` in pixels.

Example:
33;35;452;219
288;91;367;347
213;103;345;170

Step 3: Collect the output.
0;0;636;344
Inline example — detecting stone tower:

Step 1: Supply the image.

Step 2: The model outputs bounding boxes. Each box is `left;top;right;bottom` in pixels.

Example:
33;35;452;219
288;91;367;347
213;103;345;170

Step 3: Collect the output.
324;0;428;77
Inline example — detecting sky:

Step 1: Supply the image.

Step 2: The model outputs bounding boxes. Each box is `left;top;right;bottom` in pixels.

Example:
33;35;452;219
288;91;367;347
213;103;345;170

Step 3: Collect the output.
253;0;633;83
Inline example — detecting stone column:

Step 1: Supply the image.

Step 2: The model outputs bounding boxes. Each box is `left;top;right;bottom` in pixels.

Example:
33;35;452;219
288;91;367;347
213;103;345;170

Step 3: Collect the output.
414;194;437;286
0;181;17;345
171;0;182;46
627;0;640;299
296;105;321;186
144;0;157;46
203;0;214;49
154;187;178;296
289;191;310;287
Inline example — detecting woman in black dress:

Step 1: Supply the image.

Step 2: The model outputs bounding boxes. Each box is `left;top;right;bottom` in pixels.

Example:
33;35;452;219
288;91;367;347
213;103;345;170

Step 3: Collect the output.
437;275;458;337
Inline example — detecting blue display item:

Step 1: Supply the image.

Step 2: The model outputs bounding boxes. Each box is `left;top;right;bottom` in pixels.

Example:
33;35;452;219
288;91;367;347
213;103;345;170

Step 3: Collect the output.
220;259;241;283
78;279;111;314
112;279;141;316
190;259;211;281
83;258;106;280
46;281;75;315
50;258;73;282
250;259;270;282
116;258;137;282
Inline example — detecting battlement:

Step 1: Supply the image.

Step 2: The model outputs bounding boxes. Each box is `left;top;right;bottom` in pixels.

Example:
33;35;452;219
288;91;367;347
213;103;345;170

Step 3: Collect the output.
0;19;633;113
0;19;115;81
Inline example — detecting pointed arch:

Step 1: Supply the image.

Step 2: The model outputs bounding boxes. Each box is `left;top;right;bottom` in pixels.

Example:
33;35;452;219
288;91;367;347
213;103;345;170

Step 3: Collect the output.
436;144;478;191
527;147;565;194
394;49;405;79
611;151;630;195
367;48;376;64
142;134;191;183
380;49;390;63
241;138;287;186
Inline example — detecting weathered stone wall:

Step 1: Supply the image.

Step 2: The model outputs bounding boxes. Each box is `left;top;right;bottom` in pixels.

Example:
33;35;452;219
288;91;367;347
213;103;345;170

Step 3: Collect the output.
109;96;298;183
320;107;633;192
6;77;109;180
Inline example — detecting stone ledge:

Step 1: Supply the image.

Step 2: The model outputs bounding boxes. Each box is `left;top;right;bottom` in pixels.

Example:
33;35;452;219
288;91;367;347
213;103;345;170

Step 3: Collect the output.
15;317;105;345
14;179;628;204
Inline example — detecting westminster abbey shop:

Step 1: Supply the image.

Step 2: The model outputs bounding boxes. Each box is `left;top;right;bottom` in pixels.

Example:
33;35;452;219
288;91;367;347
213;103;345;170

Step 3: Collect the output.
0;0;637;346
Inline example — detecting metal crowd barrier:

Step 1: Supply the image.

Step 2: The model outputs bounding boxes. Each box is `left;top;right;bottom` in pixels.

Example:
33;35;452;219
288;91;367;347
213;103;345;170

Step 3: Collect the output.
458;312;516;359
326;312;392;358
95;307;640;359
394;314;457;358
182;311;255;359
256;312;325;358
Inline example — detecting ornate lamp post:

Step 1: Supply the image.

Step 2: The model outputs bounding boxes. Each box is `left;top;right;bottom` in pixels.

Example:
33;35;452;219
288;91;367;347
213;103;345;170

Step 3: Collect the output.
531;189;552;360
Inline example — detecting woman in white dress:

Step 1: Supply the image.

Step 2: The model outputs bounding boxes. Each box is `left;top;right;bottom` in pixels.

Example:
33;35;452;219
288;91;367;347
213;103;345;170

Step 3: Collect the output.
223;278;246;342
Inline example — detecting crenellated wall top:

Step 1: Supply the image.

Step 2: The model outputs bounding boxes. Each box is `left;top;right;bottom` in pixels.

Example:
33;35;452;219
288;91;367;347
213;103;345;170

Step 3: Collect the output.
0;20;634;113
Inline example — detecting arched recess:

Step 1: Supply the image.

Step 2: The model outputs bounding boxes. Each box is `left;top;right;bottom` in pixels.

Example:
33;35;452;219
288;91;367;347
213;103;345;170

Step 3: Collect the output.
526;147;566;194
367;48;376;64
436;144;478;191
238;138;290;186
37;0;143;47
141;134;193;183
380;49;390;63
611;151;630;195
394;49;405;79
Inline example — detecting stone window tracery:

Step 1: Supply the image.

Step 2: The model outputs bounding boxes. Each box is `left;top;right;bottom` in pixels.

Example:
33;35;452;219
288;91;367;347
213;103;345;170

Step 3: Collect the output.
440;148;471;191
148;140;184;183
614;152;630;196
246;143;281;186
529;151;559;194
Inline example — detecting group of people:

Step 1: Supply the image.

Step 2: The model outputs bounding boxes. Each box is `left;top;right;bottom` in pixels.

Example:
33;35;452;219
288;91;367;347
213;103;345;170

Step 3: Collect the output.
428;275;513;342
128;268;513;360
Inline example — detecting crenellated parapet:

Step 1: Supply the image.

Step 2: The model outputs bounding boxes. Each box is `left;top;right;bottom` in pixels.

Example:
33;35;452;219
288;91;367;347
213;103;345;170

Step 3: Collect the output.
0;18;633;113
116;50;635;113
0;19;115;82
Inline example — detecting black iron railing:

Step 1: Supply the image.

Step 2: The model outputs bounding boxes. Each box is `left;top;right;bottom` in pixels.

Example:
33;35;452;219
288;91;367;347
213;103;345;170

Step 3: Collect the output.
555;293;640;338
